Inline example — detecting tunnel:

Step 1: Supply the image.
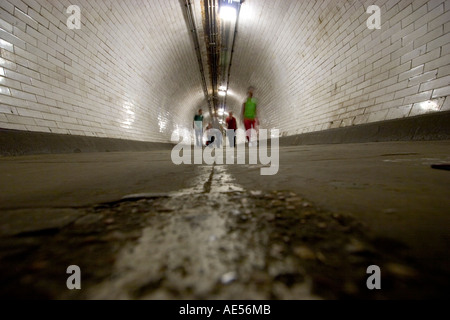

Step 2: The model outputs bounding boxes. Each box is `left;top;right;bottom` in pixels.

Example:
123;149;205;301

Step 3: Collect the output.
0;0;449;301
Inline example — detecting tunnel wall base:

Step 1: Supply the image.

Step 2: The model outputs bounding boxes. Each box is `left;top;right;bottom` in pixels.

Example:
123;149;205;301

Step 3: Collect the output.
0;129;172;157
280;110;450;146
1;110;450;156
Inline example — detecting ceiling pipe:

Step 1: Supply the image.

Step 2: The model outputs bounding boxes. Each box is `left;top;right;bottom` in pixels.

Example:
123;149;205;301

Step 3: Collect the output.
201;0;221;116
223;0;242;115
183;0;212;111
206;0;220;114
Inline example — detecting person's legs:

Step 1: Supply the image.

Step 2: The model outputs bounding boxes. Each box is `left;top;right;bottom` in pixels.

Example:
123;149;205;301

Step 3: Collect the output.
195;129;202;147
244;119;252;142
228;132;234;147
206;135;212;146
226;129;235;147
244;119;256;143
250;120;257;146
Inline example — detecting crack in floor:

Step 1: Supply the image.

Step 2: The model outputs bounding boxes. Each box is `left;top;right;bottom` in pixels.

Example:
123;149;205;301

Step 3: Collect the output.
85;165;287;299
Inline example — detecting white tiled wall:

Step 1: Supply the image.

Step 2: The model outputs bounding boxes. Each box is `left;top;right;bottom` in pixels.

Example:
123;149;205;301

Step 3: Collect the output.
227;0;450;136
1;0;449;142
0;0;205;142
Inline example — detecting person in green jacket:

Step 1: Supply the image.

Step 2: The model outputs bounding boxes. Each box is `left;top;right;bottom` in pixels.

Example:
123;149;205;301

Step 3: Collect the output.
242;87;258;144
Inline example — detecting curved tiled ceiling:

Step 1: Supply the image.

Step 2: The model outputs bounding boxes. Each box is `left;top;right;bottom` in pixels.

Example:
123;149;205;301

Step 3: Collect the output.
0;0;449;142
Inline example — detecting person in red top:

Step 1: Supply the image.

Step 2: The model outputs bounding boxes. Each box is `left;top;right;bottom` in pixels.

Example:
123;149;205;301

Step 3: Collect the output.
225;111;237;147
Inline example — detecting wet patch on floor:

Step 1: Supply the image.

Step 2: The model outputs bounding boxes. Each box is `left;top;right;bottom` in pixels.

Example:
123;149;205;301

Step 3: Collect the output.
0;166;447;299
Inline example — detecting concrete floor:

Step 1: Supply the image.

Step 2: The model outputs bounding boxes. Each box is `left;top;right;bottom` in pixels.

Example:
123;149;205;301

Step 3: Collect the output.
0;140;449;299
228;141;450;271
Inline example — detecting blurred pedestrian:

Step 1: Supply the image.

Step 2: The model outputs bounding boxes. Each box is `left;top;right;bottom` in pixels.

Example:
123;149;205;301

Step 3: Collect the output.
226;111;237;147
242;87;258;145
205;123;215;147
193;108;203;147
211;115;223;148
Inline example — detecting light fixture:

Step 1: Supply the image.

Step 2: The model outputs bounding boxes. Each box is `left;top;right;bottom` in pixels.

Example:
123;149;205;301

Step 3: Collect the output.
220;6;237;22
218;85;227;97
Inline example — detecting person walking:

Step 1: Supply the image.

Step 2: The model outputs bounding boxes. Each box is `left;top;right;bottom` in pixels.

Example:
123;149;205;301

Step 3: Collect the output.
193;109;204;147
205;123;215;147
242;87;258;145
211;114;224;148
225;111;237;147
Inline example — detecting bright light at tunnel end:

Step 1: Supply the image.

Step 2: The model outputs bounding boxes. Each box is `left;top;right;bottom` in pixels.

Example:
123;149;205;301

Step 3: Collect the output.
220;6;237;22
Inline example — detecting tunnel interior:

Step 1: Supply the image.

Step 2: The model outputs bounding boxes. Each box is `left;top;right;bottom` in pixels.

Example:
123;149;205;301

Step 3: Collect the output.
1;0;449;142
0;0;449;300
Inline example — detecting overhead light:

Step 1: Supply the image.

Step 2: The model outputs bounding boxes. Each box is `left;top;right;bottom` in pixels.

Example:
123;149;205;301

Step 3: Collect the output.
220;6;237;22
218;86;227;96
219;110;229;117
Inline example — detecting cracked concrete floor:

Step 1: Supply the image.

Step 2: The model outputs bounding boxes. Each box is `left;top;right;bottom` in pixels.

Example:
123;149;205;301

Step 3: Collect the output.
0;141;449;299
